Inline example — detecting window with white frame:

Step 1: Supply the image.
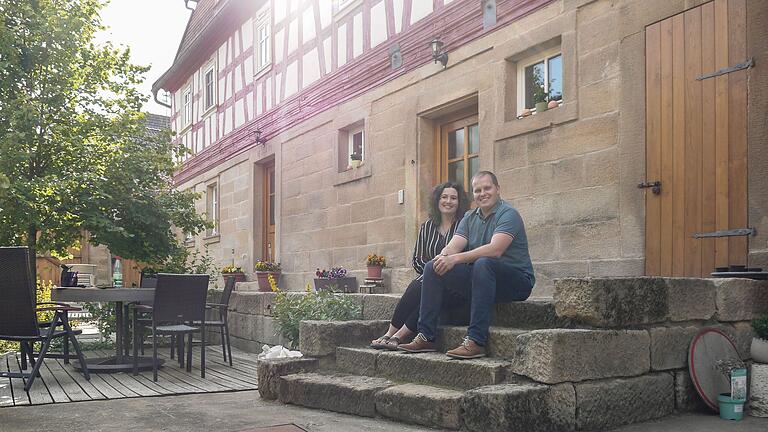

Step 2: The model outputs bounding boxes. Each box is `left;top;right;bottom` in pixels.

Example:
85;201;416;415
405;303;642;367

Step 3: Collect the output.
255;11;271;72
516;46;563;115
182;85;192;127
347;126;364;167
204;66;215;111
206;183;219;237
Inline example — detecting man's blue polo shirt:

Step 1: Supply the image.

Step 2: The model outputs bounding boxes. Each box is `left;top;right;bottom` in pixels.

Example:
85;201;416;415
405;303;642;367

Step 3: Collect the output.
455;199;535;286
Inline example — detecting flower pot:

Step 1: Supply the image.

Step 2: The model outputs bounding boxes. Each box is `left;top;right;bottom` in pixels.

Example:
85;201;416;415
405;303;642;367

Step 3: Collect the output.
535;101;548;113
223;272;246;283
313;277;358;293
367;265;383;279
717;393;746;420
255;271;281;292
752;338;768;363
350;159;362;169
547;100;559;109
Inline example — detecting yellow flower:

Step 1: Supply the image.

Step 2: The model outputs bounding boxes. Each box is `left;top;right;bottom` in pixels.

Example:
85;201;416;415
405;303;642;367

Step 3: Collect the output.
305;283;312;293
268;274;279;292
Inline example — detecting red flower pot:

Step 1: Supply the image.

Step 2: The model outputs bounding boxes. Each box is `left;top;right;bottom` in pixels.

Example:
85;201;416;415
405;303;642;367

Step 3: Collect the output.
367;265;383;279
256;271;281;292
223;272;246;283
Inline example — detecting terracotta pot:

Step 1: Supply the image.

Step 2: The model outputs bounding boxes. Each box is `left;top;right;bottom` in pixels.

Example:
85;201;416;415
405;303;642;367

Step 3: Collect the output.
223;272;246;283
350;159;362;169
367;265;383;279
255;271;281;292
547;100;559;109
752;337;768;363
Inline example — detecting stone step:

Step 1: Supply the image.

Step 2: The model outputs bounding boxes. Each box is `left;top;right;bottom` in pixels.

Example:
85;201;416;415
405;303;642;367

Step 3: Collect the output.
376;383;464;430
336;347;513;390
278;372;395;417
438;326;529;359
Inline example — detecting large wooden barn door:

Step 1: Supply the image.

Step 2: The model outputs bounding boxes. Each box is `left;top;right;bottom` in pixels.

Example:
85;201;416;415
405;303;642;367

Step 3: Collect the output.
644;0;748;277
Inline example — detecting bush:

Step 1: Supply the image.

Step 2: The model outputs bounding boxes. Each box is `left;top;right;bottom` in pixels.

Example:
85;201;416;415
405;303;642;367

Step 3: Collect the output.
753;314;768;340
271;277;361;349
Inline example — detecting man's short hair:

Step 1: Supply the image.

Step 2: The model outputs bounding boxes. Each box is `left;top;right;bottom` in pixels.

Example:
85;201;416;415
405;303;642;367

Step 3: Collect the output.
471;171;499;187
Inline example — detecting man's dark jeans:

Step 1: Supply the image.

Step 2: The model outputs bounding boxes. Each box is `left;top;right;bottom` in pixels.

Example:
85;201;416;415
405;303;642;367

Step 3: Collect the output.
417;257;533;345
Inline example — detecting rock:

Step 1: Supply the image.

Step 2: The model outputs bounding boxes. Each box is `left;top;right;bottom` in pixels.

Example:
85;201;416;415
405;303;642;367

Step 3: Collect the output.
750;363;768;417
512;329;650;383
298;320;389;357
649;326;700;370
714;279;768;321
575;373;674;430
493;300;572;328
256;357;319;400
360;294;401;319
665;278;716;321
438;326;529;359
376;384;463;430
461;382;576;432
277;372;394;417
375;350;510;390
674;370;709;412
336;347;378;376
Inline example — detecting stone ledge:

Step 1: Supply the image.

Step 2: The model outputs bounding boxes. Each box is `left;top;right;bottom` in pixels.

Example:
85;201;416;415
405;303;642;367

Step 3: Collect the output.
461;382;576;432
256;357;319;400
376;384;463;430
575;373;674;430
438;326;529;359
714;278;768;321
512;328;650;383
299;320;389;357
277;372;394;417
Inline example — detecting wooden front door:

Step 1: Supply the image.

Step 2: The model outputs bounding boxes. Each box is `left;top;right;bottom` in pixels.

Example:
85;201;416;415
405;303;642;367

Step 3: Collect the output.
262;163;276;262
437;114;479;194
644;0;748;277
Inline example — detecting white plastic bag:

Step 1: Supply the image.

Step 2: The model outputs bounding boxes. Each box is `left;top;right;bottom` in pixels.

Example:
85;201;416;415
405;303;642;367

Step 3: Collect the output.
257;344;303;360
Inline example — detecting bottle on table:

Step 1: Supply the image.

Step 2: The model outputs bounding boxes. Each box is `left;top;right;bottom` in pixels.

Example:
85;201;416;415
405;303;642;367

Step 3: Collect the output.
113;258;123;287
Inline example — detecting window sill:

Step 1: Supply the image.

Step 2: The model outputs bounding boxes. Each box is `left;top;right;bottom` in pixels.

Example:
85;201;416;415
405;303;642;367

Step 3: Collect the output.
334;163;371;186
254;64;272;80
204;234;220;245
179;123;193;135
495;101;577;140
201;105;217;119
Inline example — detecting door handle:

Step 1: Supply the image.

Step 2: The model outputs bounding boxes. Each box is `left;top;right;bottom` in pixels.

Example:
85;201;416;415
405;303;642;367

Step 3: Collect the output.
638;181;661;195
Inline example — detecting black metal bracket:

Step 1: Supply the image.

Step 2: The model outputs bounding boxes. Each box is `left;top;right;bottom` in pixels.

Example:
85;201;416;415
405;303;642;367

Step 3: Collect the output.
696;57;754;81
693;228;756;239
638;181;661;195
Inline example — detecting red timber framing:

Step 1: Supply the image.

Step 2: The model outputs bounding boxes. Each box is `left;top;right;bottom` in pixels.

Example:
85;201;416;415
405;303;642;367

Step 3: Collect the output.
159;0;554;185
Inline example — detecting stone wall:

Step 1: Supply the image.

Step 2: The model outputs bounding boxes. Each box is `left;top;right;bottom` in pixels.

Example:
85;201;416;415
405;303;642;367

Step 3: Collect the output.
178;0;768;298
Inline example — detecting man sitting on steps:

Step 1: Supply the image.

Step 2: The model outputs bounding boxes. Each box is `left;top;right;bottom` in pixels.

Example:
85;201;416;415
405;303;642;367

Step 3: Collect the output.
398;170;535;359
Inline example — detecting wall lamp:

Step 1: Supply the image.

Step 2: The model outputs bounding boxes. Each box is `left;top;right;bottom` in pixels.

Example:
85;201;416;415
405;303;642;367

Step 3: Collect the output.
429;37;449;68
253;129;267;144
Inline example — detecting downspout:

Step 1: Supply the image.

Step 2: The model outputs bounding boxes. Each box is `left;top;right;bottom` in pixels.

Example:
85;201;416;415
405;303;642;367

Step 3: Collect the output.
184;0;197;11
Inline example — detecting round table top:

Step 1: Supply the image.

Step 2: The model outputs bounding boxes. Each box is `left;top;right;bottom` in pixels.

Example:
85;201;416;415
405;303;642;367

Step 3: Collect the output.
688;327;741;411
51;286;154;303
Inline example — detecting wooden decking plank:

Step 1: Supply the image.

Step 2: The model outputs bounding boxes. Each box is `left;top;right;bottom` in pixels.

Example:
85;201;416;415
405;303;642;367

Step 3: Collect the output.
152;354;234;392
171;349;253;390
12;353;52;405
38;359;71;403
148;368;204;394
94;372;141;398
190;352;259;387
1;354;19;407
43;357;92;402
5;354;30;406
54;358;106;400
107;372;162;397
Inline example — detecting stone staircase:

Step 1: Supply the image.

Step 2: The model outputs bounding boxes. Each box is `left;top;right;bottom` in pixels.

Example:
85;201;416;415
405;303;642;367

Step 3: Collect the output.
256;277;768;431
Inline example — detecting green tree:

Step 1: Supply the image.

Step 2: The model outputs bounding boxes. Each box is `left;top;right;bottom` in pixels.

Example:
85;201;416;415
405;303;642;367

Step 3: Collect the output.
0;0;207;280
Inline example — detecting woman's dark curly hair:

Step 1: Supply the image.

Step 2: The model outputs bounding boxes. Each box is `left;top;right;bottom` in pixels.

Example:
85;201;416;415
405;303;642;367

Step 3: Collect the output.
428;182;469;225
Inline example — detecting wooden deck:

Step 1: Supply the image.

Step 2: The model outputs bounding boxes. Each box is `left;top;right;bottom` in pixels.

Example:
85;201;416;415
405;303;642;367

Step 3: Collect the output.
0;346;259;408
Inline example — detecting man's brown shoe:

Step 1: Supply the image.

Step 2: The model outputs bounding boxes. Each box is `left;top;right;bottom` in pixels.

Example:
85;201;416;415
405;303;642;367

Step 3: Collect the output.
446;337;486;359
397;333;437;353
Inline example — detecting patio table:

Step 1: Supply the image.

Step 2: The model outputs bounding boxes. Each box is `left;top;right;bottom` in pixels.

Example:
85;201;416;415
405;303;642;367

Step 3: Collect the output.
51;287;163;372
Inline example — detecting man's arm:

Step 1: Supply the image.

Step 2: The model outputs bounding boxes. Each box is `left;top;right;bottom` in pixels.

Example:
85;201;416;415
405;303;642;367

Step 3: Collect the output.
433;233;512;275
440;234;467;256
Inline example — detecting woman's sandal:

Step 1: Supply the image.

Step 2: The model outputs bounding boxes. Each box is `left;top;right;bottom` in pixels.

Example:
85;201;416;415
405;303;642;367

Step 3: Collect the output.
369;335;391;350
383;336;402;351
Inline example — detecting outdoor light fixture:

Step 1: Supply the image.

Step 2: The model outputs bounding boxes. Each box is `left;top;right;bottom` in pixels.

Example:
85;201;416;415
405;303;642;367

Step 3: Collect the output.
429;37;449;68
253;128;267;144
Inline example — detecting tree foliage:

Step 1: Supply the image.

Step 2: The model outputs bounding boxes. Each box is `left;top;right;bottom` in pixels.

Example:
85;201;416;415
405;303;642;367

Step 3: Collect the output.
0;0;207;276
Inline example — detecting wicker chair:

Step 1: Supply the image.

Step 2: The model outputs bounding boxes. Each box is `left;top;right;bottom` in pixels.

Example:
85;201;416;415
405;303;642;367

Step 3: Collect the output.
196;276;235;366
132;273;209;381
0;247;91;391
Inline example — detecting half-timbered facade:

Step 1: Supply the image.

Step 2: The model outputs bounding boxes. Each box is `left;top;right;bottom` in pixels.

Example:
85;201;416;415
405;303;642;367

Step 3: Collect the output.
154;0;768;297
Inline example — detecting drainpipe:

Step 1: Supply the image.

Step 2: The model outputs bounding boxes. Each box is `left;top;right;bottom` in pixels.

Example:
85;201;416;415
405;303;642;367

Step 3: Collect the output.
184;0;197;11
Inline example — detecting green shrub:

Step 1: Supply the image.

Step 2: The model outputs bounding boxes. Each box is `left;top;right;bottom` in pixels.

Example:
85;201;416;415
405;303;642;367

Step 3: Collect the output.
272;284;361;349
753;314;768;340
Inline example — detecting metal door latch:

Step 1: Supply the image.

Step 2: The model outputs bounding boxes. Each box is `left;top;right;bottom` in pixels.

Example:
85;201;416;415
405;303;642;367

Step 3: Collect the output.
638;181;661;195
693;228;756;239
696;57;754;81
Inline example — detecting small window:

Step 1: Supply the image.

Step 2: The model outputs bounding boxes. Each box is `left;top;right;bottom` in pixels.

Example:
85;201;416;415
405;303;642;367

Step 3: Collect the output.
347;126;364;168
204;66;215;111
206;183;219;237
182;85;192;127
516;47;562;115
255;12;271;72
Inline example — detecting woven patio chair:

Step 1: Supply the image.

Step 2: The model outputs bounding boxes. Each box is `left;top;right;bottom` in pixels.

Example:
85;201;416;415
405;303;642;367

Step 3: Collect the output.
132;273;209;381
0;247;91;392
194;276;235;366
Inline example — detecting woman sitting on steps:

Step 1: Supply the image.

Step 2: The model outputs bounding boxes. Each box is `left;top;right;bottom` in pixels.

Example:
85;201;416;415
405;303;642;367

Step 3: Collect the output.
369;181;469;350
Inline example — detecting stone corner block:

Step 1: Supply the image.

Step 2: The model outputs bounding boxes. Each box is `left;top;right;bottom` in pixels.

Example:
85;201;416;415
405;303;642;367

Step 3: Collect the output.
649;326;700;371
277;373;394;417
376;384;463;430
493;300;572;328
512;329;650;383
554;277;669;327
361;294;401;320
461;382;576;432
664;278;716;321
714;278;768;321
298;320;389;357
256;357;319;400
575;373;674;430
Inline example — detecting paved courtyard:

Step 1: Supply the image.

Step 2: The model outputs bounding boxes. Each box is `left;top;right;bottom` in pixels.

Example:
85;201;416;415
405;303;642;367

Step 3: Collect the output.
2;389;766;432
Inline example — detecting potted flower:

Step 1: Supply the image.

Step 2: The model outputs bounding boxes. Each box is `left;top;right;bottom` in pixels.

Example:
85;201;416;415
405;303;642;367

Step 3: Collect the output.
254;260;281;292
532;67;548;113
314;267;358;293
350;152;362;169
221;265;246;283
366;254;386;279
752;314;768;363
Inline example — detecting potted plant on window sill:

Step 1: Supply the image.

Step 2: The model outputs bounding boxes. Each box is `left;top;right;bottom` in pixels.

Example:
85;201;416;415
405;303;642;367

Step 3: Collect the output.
366;254;386;279
255;260;281;292
221;265;246;283
350;152;362;169
532;67;549;113
314;267;358;293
